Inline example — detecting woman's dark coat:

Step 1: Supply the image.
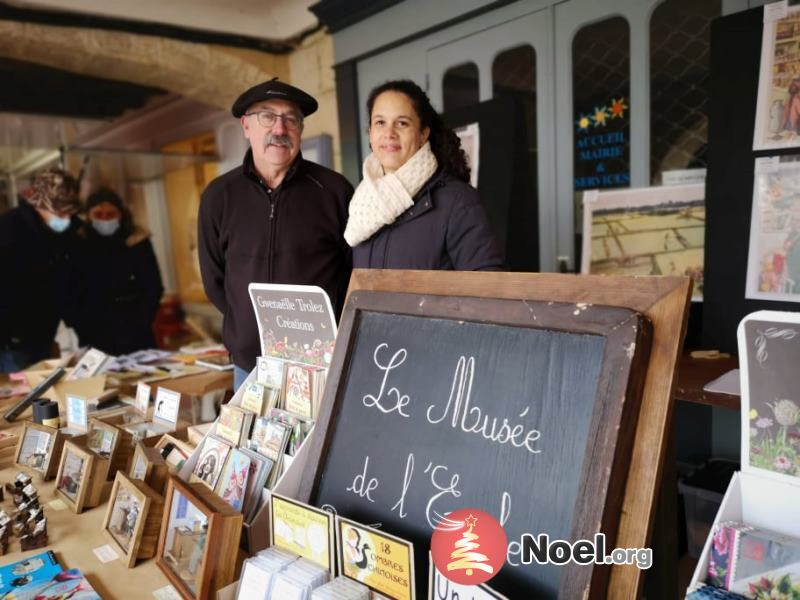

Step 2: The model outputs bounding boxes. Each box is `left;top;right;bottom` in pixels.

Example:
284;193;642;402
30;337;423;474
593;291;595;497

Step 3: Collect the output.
352;170;505;270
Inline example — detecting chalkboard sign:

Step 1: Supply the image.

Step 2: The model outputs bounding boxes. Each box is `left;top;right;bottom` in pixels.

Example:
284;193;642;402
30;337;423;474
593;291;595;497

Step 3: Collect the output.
300;291;652;598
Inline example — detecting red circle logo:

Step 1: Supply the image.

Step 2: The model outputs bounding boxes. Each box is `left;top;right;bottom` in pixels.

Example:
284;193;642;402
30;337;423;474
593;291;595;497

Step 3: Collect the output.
430;508;507;585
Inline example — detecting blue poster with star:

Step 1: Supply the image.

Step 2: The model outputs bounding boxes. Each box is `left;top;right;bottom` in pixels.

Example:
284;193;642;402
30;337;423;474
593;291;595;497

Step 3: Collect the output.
574;97;630;190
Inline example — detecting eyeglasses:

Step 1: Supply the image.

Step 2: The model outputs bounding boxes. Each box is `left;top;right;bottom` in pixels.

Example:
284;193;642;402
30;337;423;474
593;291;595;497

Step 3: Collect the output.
244;110;303;131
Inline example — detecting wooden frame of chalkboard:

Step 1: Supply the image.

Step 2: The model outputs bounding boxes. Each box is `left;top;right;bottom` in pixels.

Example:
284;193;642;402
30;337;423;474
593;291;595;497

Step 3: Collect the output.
299;290;652;598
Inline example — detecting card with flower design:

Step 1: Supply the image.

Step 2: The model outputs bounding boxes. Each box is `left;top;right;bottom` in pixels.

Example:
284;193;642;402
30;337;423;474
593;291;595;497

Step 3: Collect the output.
739;311;800;484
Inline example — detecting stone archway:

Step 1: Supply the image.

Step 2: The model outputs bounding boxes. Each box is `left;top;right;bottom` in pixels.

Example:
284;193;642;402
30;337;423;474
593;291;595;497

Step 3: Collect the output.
0;19;290;110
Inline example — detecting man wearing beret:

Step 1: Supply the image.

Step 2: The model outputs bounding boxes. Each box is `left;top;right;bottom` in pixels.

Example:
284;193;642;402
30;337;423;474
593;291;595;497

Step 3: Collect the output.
0;168;84;372
198;79;353;390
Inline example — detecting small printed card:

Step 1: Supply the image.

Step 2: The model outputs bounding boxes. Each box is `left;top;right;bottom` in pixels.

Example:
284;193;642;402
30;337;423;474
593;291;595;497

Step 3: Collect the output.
65;395;88;431
241;382;267;415
337;516;415;600
93;544;120;563
216;404;246;446
284;364;313;418
135;382;151;416
256;356;285;389
271;493;334;571
154;387;180;425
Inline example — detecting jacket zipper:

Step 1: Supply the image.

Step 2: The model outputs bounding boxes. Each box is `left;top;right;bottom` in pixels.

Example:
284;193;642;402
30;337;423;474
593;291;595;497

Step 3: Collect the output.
266;187;276;281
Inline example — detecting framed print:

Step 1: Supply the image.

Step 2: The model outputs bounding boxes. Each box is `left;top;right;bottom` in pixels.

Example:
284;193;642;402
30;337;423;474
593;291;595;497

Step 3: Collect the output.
746;156;800;301
102;471;164;568
337;516;415;600
130;442;169;494
739;310;800;486
190;435;230;489
155;434;195;473
581;183;705;300
54;441;93;512
214;449;250;512
156;476;242;599
754;4;800;150
14;422;63;479
86;420;120;460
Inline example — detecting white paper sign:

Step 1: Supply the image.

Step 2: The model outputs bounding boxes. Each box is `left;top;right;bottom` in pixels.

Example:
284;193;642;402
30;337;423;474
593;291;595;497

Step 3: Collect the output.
65;395;87;430
764;0;788;22
662;168;707;186
154;387;180;425
93;544;120;563
152;585;183;600
135;382;151;416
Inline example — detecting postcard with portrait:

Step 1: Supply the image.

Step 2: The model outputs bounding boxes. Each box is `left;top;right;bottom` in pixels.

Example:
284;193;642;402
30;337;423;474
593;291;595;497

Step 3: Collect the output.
755;4;800;150
190;435;231;489
215;449;251;512
746;156;800;302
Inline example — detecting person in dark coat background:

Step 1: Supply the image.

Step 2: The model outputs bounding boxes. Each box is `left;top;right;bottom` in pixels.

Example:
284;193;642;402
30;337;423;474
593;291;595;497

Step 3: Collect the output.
73;188;163;355
0;169;83;372
344;79;504;270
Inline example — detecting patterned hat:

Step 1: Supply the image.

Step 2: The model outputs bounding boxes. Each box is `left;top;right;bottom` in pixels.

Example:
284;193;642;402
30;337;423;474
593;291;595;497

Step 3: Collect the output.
26;169;80;215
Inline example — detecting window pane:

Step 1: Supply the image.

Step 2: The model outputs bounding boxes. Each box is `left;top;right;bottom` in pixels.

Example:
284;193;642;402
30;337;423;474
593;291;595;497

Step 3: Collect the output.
443;62;479;112
650;0;721;184
492;45;539;271
572;16;631;193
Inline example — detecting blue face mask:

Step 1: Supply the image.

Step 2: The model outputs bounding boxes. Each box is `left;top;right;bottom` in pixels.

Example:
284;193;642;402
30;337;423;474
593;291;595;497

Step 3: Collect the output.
47;215;71;233
92;218;120;237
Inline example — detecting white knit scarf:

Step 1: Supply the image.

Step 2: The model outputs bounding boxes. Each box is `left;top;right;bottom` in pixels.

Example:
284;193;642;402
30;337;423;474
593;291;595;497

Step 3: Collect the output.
344;142;438;247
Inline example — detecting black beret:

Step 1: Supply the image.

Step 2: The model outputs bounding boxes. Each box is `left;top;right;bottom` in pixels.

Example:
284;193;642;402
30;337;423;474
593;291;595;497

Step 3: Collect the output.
231;77;318;118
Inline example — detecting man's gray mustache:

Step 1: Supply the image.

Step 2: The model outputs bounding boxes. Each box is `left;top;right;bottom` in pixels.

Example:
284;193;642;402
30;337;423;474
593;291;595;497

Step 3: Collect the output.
265;135;293;149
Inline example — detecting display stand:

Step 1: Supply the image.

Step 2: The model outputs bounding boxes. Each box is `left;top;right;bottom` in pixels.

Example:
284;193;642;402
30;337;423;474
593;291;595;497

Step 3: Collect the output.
689;310;800;592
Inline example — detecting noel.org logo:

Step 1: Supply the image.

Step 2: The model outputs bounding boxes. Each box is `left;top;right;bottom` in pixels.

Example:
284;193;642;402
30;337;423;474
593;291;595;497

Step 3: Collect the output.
431;507;653;586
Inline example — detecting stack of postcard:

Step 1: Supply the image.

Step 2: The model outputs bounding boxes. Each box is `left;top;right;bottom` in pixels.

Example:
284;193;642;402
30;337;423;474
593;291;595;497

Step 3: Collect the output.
282;363;326;419
215;404;255;446
236;547;298;600
239;381;280;417
311;577;370;600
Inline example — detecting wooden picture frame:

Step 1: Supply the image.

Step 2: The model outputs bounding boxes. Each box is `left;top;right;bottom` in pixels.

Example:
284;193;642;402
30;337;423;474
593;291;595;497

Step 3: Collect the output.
318;269;691;598
86;419;121;463
14;422;65;480
102;471;165;568
156;475;242;599
54;438;110;513
300;290;652;598
130;442;170;495
155;434;195;474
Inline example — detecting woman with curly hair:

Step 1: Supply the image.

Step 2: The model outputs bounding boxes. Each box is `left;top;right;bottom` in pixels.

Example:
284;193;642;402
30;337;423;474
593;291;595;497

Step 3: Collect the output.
344;79;504;270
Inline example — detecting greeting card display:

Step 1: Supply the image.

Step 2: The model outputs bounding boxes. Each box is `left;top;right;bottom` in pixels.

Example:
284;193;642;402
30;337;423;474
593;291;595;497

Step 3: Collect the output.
55;438;111;512
102;471;165;568
14;422;65;480
157;476;242;599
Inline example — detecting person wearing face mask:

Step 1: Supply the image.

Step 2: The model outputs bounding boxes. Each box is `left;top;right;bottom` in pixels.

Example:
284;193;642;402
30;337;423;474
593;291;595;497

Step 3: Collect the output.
71;188;163;355
198;78;353;391
345;80;504;270
0;169;83;372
